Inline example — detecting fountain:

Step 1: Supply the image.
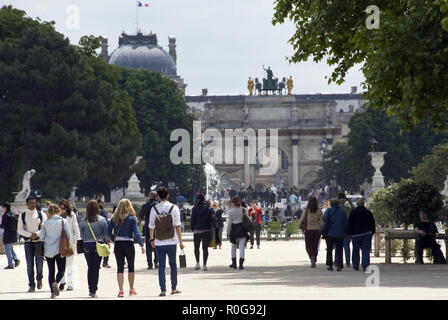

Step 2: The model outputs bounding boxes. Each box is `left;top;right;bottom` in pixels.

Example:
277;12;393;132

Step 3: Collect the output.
204;163;221;201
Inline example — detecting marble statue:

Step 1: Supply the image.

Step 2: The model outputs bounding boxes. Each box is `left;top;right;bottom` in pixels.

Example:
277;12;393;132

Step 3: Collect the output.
15;169;36;202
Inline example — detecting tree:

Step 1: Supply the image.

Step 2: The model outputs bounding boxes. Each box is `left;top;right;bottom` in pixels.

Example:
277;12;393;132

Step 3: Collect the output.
0;6;141;200
273;0;448;130
118;68;195;197
410;144;448;191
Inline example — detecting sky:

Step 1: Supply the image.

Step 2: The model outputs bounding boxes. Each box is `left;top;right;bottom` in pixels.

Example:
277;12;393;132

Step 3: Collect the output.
3;0;365;96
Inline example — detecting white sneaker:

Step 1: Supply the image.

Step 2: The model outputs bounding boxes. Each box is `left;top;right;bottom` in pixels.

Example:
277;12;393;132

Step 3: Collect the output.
202;266;208;271
194;263;200;270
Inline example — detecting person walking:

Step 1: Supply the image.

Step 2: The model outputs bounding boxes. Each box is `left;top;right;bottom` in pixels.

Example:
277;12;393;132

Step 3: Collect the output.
322;198;348;272
31;203;71;299
98;199;111;269
79;199;110;298
0;202;20;269
58;199;80;291
346;198;376;271
298;197;323;268
149;187;184;296
338;192;354;268
108;198;145;297
212;200;224;249
226;197;250;270
191;194;214;271
289;192;298;214
248;200;263;249
17;196;46;292
140;191;159;269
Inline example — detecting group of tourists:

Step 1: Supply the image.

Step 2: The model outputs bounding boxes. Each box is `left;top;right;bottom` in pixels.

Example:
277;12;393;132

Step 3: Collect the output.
1;185;447;299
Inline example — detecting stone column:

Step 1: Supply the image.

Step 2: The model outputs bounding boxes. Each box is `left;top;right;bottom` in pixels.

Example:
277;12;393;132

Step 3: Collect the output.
244;138;250;186
292;138;299;188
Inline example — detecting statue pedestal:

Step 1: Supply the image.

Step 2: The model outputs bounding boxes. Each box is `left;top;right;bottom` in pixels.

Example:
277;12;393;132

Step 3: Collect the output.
124;174;146;205
369;152;387;196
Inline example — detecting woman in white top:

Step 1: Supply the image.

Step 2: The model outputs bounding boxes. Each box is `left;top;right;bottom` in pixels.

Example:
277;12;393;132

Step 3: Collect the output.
58;199;80;291
226;197;250;270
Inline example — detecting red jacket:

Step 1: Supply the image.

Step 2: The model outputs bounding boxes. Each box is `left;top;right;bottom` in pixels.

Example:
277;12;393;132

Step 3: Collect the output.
248;207;263;225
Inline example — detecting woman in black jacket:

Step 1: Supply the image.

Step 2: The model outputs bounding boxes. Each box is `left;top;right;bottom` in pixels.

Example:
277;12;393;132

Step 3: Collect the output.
211;201;224;249
191;194;215;271
1;202;20;269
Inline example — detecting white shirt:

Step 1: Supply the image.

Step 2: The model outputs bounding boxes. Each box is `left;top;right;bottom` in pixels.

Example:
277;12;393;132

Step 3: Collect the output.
64;212;80;245
17;209;47;241
149;201;181;246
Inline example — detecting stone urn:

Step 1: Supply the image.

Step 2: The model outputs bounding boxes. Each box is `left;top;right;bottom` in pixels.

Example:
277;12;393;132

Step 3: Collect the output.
369;152;387;193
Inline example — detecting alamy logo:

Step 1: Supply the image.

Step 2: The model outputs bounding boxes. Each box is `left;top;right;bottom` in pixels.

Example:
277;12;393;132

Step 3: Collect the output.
65;5;80;30
170;121;279;175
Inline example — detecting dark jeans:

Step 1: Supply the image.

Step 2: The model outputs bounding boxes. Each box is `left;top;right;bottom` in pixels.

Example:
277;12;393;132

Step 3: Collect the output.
84;243;102;294
250;224;261;246
101;256;109;266
305;230;321;261
114;241;135;273
343;236;351;265
24;242;44;289
326;237;343;268
416;237;447;264
194;231;211;265
46;254;66;293
351;233;372;269
155;245;177;292
144;229;158;268
215;227;223;245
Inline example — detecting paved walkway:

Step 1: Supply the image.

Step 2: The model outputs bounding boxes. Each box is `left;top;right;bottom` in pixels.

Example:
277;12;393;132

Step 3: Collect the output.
1;238;448;300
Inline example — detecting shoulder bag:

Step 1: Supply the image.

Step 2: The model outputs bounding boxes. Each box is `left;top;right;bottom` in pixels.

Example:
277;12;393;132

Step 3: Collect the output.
59;220;74;257
299;209;308;232
87;221;110;257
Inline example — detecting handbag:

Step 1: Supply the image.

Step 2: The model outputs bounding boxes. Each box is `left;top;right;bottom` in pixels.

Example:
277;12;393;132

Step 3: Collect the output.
242;209;254;233
208;228;216;248
59;220;74;257
76;239;84;254
179;249;187;268
87;222;110;257
299;209;308;232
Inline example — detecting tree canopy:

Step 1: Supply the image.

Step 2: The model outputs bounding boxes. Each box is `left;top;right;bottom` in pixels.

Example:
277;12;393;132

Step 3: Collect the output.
0;5;141;200
273;0;448;130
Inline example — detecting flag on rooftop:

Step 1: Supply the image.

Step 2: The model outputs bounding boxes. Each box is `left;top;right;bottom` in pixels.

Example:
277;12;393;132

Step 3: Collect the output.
137;1;149;7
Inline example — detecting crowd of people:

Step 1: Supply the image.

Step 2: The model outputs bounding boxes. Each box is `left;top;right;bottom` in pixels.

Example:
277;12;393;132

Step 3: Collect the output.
0;186;446;299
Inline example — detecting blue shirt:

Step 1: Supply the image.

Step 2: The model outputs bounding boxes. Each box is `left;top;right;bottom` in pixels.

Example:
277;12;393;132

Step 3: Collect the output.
79;216;110;243
38;215;72;258
289;194;297;204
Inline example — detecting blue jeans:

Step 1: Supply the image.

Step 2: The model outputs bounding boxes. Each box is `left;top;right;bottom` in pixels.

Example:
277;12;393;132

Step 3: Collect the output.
351;233;372;269
4;243;18;267
155;245;177;292
24;242;44;289
343;236;351;265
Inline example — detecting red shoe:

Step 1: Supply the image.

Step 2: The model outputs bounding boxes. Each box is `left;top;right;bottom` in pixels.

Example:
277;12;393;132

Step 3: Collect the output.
117;291;124;298
129;288;137;296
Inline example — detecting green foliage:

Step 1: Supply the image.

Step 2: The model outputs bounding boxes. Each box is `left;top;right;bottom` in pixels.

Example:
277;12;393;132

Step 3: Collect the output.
370;179;443;226
410;144;448;191
391;179;443;226
273;0;448;130
0;5;141;199
118;68;195;197
314;107;448;191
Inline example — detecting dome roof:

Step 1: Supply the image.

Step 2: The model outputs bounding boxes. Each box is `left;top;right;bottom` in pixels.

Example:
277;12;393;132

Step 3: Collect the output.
109;32;177;76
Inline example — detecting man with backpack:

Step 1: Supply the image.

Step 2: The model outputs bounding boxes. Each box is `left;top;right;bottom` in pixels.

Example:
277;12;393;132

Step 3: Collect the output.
17;196;46;292
0;202;20;269
149;187;184;296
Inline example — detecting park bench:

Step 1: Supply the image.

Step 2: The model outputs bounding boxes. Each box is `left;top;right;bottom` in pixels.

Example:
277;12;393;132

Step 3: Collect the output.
285;221;300;240
383;229;448;264
267;220;282;240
